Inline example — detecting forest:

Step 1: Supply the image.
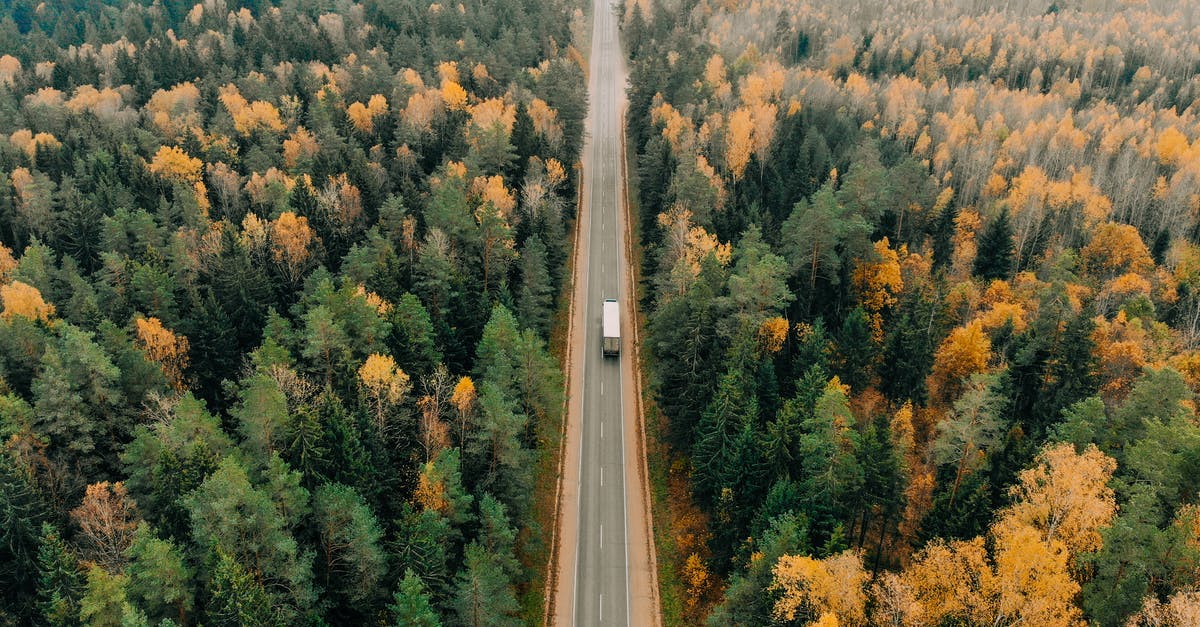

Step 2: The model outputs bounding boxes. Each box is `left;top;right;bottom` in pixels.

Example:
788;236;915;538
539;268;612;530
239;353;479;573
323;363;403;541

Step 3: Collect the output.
0;0;586;624
624;0;1200;624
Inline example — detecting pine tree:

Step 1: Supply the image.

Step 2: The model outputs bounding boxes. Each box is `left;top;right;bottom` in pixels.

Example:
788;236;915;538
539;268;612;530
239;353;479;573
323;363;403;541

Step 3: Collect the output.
312;483;386;608
452;542;520;627
77;566;129;627
389;504;453;603
693;332;758;506
389;293;443;378
125;524;192;626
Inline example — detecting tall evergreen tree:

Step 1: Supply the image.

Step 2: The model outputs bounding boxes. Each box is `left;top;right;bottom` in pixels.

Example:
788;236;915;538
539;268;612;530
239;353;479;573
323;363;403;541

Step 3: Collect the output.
390;569;442;627
973;207;1014;281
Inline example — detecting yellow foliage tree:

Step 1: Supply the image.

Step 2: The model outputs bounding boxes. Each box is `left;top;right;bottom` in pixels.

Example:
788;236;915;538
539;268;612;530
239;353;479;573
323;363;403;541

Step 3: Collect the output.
145;81;202;136
726;107;754;180
148;145;203;185
358;354;411;435
414;459;449;513
757;316;789;354
0;244;15;282
1128;590;1200;626
905;527;1081;627
1157;126;1190;166
1;280;55;322
1081;222;1154;280
451;376;476;447
347;94;389;133
0;54;20;86
134;316;191;390
656;206;732;298
282;127;319;168
473;174;517;215
441;79;469;111
771;550;868;625
70;481;139;573
219;84;285;135
928;320;991;405
1002;442;1117;557
853;238;904;342
682;553;711;611
8;129;61;160
528;98;563;145
270;211;315;283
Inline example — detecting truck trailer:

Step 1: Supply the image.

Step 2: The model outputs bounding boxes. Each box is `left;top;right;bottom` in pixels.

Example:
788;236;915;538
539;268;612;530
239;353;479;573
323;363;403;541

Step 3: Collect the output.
602;298;620;357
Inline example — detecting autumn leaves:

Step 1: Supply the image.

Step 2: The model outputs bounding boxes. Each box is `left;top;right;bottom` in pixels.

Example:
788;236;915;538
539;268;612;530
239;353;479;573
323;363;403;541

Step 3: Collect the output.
770;443;1118;626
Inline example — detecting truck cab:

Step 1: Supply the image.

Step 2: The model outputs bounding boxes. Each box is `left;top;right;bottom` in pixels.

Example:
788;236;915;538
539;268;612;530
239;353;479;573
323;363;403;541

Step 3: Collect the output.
602;298;620;357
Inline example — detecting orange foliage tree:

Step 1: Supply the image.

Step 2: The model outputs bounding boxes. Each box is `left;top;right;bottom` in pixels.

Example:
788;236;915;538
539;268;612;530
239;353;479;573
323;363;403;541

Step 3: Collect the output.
271;211;316;284
134;316;191;390
1;280;55;322
70;481;140;572
853;238;904;342
928;320;991;405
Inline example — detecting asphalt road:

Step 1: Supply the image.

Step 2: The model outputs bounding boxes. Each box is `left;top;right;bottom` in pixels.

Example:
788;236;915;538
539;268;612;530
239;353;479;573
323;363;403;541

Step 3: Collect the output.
572;0;632;623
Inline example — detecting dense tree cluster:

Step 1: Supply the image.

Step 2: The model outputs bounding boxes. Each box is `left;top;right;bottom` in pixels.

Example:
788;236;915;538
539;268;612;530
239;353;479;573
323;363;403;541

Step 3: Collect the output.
625;0;1200;623
0;0;585;624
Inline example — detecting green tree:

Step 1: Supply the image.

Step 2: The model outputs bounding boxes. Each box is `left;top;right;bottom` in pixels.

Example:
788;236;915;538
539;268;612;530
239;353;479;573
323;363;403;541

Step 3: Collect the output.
1082;486;1200;625
206;551;281;627
835;307;876;393
781;181;870;309
122;394;233;538
515;235;553;336
232;373;291;467
707;512;810;626
475;494;521;580
0;445;45;619
973;207;1014;281
797;378;863;545
286;404;327;488
692;332;758;506
184;457;314;618
453;542;520;627
390;504;454;603
301;304;352;386
312;483;386;606
78;565;128;627
465;383;531;513
932;373;1006;510
390;569;442;627
125;524;192;626
32;323;123;473
726;224;793;323
37;522;81;627
388;293;443;378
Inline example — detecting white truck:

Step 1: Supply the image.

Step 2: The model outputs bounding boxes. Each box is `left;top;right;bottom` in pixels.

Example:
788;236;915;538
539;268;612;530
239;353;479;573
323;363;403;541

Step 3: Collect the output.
602;298;620;357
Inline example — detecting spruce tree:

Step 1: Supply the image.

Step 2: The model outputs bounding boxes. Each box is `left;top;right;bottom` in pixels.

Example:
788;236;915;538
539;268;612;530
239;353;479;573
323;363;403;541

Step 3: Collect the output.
37;523;81;627
973;207;1014;281
390;569;441;627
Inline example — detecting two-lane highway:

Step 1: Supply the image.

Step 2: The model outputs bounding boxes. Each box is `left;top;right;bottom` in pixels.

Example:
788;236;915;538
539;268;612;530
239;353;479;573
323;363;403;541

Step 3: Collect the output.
573;0;629;623
553;0;657;623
